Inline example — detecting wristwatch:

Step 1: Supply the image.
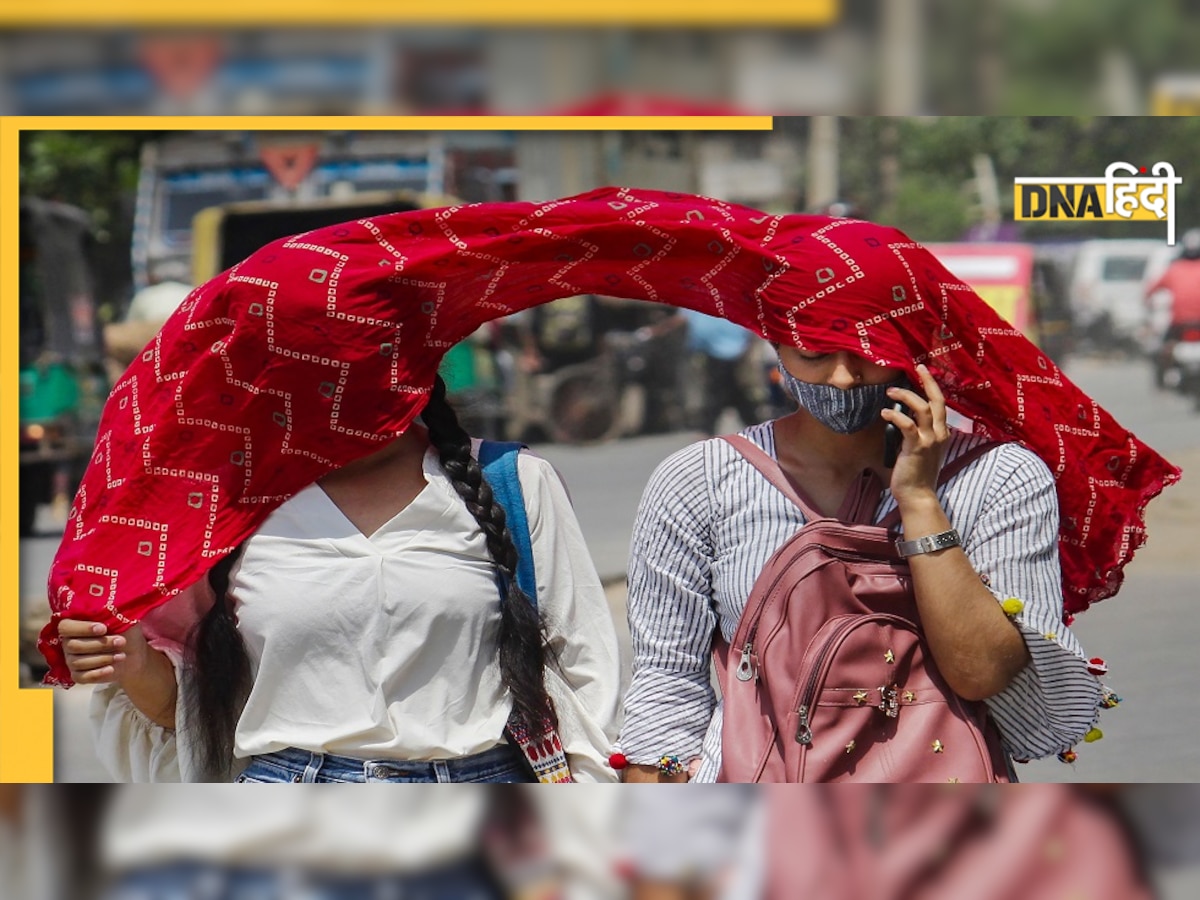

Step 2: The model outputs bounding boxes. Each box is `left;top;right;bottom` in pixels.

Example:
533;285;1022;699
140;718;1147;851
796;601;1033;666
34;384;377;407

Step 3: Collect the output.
895;528;961;558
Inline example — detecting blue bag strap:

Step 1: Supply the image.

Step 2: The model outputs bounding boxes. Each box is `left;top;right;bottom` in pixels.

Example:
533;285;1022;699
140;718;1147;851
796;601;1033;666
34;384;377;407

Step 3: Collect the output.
478;440;537;607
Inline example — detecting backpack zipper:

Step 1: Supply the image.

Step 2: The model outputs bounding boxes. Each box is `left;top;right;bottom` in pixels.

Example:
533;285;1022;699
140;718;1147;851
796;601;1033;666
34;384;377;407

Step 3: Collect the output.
795;705;813;744
792;614;916;745
730;542;844;685
735;641;757;682
730;535;900;687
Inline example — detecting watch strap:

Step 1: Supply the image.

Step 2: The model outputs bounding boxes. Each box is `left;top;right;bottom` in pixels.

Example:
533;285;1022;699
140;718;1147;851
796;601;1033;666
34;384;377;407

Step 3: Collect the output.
895;528;961;558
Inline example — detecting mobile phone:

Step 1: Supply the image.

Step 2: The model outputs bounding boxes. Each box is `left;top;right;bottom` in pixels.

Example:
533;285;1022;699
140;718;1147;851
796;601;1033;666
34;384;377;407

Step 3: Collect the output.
883;401;906;468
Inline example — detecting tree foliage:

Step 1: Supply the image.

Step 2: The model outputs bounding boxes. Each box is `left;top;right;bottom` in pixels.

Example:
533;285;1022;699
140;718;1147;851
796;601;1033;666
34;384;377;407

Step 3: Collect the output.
838;116;1200;242
19;131;157;313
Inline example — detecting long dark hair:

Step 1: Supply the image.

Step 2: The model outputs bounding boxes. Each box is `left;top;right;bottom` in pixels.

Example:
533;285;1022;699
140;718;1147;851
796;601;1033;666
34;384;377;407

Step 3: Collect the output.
188;545;251;780
420;375;558;734
187;375;556;779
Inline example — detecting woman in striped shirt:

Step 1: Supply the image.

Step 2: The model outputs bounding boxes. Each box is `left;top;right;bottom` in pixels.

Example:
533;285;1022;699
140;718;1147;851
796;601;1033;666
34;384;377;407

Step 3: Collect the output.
619;345;1103;782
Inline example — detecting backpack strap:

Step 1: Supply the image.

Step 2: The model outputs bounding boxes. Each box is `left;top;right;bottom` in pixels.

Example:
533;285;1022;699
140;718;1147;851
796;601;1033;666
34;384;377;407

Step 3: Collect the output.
478;440;537;604
721;434;825;521
724;434;1003;530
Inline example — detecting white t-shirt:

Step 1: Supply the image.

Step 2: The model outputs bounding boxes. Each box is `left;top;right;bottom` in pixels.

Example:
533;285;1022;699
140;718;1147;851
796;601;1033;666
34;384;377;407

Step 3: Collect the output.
233;447;516;760
90;445;621;783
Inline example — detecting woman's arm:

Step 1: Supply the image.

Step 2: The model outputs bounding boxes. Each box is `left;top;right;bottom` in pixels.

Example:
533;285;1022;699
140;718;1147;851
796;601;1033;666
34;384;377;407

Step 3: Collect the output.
884;365;1030;701
618;444;719;782
895;494;1031;701
58;620;178;728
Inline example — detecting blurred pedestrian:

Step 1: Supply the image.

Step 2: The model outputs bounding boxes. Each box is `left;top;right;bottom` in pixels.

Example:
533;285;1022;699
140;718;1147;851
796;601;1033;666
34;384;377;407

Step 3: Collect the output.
1144;228;1200;389
682;309;766;436
619;787;755;900
92;786;623;900
722;786;1154;900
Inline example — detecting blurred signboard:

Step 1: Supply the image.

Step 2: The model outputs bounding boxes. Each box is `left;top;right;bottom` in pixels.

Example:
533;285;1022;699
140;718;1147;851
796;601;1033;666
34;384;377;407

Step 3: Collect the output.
1151;74;1200;116
924;243;1034;335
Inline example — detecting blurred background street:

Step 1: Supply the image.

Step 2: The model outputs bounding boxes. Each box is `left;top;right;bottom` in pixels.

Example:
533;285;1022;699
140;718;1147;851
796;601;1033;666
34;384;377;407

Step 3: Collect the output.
6;1;1200;116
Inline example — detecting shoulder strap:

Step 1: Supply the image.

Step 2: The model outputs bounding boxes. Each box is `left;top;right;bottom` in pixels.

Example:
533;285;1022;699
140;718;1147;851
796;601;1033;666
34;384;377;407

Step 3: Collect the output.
721;434;825;521
478;440;537;606
724;434;1004;529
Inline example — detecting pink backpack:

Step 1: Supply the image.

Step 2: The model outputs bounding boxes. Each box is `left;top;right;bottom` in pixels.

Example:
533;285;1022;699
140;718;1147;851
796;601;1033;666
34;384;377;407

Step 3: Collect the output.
715;435;1010;783
760;786;1152;900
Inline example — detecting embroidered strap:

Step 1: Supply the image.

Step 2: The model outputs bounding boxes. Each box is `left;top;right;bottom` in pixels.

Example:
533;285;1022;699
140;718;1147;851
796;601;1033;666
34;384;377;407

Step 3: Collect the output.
478;440;574;784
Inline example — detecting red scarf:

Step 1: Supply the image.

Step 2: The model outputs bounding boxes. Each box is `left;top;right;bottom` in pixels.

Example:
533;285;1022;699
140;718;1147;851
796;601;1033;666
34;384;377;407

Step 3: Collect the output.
40;187;1180;684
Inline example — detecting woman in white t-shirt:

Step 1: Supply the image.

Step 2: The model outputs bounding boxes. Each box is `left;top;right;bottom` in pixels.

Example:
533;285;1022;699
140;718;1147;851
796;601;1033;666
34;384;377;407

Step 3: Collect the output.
56;376;621;785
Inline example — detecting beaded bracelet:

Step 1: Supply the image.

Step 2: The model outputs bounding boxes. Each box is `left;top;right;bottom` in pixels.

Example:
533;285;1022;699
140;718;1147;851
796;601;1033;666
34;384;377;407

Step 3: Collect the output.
657;754;686;777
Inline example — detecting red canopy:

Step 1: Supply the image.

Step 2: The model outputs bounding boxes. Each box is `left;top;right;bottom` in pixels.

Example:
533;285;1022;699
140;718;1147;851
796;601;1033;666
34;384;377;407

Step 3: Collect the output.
543;92;757;116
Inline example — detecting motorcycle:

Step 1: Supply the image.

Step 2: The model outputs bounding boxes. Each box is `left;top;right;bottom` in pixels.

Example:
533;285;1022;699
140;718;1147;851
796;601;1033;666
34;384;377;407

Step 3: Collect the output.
1168;321;1200;411
539;329;652;444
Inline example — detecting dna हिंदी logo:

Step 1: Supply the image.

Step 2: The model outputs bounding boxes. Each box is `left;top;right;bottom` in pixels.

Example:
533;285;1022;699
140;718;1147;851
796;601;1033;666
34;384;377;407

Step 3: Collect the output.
1013;162;1182;244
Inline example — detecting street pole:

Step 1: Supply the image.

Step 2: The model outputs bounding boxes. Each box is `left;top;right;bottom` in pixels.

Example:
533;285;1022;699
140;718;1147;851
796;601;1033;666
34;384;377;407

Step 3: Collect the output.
806;116;840;211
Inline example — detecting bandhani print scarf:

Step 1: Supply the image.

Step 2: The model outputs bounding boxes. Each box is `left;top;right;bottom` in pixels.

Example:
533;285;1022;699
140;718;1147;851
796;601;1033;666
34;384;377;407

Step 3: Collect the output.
41;188;1180;772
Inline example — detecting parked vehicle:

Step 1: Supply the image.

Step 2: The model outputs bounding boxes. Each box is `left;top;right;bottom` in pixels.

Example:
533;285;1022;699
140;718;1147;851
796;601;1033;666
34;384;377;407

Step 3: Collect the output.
133;131;473;288
924;242;1073;363
507;296;688;444
18;198;109;535
1066;239;1173;352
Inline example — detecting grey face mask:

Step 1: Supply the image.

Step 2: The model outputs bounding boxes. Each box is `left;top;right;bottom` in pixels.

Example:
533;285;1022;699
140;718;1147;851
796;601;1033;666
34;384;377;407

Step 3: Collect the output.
777;362;905;434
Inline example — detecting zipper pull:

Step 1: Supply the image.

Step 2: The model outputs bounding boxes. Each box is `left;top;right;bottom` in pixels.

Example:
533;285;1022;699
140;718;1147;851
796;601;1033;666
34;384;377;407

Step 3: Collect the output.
735;642;757;682
795;705;813;744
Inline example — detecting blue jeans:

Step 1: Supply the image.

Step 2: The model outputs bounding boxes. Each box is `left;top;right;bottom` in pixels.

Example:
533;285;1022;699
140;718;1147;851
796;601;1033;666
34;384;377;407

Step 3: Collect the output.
234;744;532;783
106;860;503;900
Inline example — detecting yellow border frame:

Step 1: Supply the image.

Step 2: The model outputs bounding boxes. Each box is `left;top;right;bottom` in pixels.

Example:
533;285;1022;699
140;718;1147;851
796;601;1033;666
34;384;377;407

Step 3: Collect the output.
6;1;839;26
1;114;772;782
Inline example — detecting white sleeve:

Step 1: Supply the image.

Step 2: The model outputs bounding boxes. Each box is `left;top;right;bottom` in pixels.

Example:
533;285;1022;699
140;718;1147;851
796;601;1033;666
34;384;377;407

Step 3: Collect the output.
529;786;625;900
961;444;1103;759
87;645;238;782
518;451;622;783
87;649;185;783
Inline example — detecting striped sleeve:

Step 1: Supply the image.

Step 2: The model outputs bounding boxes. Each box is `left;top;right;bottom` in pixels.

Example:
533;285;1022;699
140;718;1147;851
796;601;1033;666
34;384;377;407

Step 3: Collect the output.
619;442;719;765
962;443;1103;760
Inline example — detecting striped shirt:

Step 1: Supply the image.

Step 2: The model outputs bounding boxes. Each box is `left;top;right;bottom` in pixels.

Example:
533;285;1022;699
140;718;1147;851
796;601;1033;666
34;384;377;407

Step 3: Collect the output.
620;421;1102;782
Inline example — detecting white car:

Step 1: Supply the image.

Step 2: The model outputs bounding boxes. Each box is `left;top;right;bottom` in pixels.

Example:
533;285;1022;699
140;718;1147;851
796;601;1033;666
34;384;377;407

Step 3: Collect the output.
1067;239;1174;349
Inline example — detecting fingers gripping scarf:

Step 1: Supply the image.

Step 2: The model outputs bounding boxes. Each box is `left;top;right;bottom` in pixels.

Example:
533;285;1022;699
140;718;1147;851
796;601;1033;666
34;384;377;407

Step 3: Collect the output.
40;187;1180;684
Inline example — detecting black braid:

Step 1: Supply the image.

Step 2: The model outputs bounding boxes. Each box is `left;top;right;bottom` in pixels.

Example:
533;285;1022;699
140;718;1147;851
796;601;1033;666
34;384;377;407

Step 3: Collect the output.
187;544;251;781
421;375;559;732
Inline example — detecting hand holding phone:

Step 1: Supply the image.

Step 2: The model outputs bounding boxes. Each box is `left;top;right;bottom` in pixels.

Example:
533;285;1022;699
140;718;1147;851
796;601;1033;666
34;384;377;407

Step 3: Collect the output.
883;400;906;468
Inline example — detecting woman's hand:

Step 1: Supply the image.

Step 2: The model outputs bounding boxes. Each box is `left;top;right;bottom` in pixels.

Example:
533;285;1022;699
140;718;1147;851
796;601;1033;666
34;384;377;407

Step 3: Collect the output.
57;620;178;728
58;619;134;685
881;363;950;506
620;763;688;783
